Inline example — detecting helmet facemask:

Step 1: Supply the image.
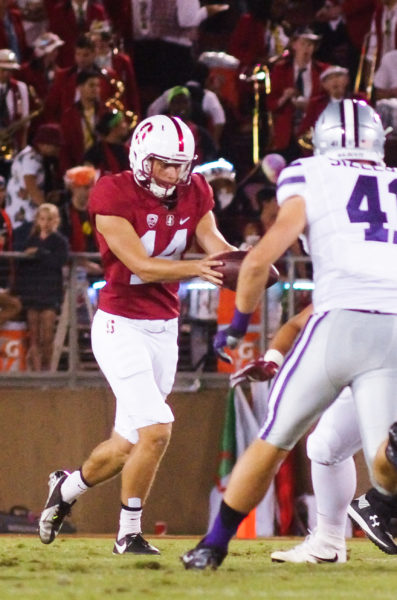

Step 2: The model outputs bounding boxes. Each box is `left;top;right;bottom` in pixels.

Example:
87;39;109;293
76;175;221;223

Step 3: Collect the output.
139;155;194;200
130;115;196;200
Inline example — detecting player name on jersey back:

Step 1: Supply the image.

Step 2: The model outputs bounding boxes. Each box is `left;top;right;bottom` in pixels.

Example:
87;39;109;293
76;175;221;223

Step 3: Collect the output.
277;156;397;314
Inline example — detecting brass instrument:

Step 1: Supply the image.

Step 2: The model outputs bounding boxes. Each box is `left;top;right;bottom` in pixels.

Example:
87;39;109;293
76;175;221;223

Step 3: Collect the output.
239;64;272;165
0;88;43;160
297;127;313;151
354;31;378;101
101;69;138;130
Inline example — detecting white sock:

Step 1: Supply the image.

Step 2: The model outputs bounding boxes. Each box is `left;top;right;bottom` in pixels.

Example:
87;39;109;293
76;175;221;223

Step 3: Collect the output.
118;498;142;539
60;469;89;504
311;458;357;544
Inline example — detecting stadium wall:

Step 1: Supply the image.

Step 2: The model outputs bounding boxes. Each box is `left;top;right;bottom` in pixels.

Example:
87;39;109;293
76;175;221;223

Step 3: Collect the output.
0;387;370;535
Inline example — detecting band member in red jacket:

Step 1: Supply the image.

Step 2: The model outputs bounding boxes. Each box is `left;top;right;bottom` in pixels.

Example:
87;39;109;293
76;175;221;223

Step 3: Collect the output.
89;20;141;118
47;0;108;67
0;0;28;62
44;33;115;122
59;69;107;171
267;26;329;161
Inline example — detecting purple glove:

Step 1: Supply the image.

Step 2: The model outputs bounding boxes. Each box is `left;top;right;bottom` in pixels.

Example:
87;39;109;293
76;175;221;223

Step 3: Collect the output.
230;358;279;387
213;308;252;363
213;326;244;364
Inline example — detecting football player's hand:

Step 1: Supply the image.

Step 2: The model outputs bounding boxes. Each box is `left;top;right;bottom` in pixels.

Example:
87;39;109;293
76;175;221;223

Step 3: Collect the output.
230;357;279;388
195;255;224;287
213;326;244;364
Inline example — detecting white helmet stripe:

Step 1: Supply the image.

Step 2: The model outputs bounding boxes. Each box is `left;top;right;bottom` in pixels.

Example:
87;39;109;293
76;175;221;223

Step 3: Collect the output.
342;99;356;148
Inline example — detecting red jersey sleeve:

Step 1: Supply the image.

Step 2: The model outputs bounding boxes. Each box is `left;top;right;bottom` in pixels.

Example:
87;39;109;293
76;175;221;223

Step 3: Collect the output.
89;172;135;221
190;173;215;219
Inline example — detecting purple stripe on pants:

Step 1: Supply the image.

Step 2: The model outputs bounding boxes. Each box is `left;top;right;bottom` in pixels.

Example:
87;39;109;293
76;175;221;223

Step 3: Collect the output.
259;312;328;440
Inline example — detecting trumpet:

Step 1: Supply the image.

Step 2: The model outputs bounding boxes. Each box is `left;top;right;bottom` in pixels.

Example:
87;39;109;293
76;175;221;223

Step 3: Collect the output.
0;89;43;160
101;69;138;130
240;64;272;164
354;31;378;100
297;127;313;151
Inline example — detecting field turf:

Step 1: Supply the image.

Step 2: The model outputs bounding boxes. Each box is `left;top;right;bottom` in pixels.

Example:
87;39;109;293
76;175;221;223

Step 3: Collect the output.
0;536;396;600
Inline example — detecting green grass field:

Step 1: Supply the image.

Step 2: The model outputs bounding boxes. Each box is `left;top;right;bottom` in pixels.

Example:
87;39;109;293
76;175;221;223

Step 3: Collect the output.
0;536;396;600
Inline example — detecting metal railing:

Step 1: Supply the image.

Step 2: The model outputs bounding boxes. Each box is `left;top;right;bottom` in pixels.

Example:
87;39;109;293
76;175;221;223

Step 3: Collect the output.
0;252;313;389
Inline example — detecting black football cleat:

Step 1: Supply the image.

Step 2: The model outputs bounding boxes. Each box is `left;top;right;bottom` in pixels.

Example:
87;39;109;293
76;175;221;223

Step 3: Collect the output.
348;494;397;555
39;470;75;544
113;533;160;555
181;545;227;570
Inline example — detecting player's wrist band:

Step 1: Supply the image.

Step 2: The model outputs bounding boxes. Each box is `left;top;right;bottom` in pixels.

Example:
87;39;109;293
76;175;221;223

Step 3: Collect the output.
263;349;284;367
230;308;252;334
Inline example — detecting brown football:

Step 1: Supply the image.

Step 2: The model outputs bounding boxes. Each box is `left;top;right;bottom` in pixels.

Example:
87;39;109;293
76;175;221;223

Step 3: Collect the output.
212;250;280;291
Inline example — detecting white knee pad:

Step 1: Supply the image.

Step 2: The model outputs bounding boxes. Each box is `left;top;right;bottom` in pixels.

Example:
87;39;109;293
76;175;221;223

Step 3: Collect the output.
306;427;342;465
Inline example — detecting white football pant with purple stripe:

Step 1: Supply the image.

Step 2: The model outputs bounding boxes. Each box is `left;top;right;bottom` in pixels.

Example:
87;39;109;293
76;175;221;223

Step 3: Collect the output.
259;309;397;485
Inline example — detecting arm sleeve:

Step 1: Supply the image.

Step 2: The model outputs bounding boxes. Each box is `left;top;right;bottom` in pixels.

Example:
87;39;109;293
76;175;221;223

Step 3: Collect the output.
17;81;29;117
277;161;308;206
176;0;208;27
194;174;215;219
88;175;134;222
22;151;42;177
373;53;393;88
202;90;226;125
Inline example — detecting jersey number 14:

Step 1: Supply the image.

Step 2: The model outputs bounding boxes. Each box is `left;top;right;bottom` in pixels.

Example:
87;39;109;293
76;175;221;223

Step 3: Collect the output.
130;229;188;285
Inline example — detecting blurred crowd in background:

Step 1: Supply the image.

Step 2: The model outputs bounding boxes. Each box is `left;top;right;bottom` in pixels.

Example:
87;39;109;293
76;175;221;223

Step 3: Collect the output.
0;0;397;371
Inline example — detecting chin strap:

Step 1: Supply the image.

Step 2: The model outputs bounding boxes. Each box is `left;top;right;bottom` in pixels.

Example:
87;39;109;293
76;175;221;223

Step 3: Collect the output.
149;179;176;199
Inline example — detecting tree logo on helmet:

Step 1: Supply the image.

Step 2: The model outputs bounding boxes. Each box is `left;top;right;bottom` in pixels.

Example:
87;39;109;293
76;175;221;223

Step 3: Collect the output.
135;122;153;145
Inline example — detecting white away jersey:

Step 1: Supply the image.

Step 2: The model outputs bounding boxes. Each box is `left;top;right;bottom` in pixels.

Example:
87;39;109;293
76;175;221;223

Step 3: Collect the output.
277;155;397;313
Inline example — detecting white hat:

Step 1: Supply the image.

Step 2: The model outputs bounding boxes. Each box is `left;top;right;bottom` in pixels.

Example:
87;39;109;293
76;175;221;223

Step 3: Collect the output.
0;49;20;70
198;51;240;69
193;158;235;182
89;20;112;35
320;65;349;81
292;26;321;42
33;32;64;58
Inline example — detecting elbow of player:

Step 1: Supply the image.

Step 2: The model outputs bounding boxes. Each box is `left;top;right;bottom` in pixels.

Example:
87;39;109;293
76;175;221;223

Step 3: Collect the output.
133;260;165;283
133;267;156;283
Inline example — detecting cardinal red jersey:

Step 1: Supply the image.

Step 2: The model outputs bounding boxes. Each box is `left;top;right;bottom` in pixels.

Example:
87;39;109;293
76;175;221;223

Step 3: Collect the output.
89;171;214;320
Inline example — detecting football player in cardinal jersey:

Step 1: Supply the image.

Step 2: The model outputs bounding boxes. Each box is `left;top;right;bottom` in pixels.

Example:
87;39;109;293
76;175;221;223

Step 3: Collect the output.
182;99;397;570
38;115;235;554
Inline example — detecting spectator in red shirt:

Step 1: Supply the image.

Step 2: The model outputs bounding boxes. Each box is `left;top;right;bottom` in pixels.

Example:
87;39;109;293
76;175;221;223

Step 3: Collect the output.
44;33;115;122
267;26;329;161
19;31;64;102
89;20;141;118
84;109;131;176
0;0;28;62
47;0;108;67
58;165;101;276
59;69;107;171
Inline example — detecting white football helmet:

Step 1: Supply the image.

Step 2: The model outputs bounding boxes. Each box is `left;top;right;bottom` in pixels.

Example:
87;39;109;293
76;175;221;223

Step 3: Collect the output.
313;99;386;163
129;115;196;198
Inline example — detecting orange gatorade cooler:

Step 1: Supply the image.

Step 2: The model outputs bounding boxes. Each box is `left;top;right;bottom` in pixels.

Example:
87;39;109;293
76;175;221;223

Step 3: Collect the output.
0;321;28;371
216;288;262;373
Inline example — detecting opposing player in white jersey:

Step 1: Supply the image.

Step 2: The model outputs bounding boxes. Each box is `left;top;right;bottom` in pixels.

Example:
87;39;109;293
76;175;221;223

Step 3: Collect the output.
182;99;397;570
230;303;397;561
38;115;236;554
